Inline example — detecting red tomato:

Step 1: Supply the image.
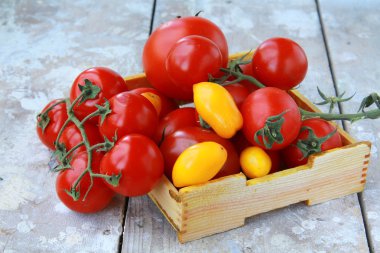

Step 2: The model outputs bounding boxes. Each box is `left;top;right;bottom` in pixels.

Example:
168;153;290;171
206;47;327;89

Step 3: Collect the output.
129;87;178;118
99;92;158;140
241;87;301;150
166;35;224;93
267;150;281;173
143;16;228;100
281;119;342;168
252;38;308;90
36;99;68;150
154;107;197;144
58;123;103;155
160;126;240;180
224;83;250;109
70;67;127;121
56;151;115;213
100;134;164;196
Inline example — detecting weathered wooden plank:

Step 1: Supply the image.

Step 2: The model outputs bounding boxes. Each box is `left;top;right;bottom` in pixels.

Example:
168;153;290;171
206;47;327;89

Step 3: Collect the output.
123;0;369;252
0;1;153;252
319;0;380;251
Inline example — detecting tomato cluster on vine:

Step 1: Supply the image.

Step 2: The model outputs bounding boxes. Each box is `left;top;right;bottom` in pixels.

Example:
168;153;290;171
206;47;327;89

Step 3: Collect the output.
37;14;380;213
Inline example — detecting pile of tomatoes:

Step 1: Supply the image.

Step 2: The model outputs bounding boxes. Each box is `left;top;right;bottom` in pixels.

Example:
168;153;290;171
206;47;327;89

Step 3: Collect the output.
37;15;343;213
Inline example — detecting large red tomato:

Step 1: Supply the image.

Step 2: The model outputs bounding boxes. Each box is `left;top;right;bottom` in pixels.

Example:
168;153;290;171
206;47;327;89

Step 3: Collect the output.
224;83;251;109
252;38;308;90
36;99;68;150
281;119;342;168
70;67;127;121
160;126;240;180
98;92;158;140
241;87;301;150
56;151;115;213
143;16;228;100
100;134;164;196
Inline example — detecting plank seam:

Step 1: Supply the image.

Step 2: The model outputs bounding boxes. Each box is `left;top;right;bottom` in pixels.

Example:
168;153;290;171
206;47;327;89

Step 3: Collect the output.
315;1;374;252
117;198;129;253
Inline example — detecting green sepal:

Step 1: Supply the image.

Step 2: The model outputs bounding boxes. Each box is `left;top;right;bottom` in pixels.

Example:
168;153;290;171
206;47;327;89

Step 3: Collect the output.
65;187;80;201
96;136;115;152
296;126;338;159
104;173;122;187
37;112;50;133
78;79;101;105
254;111;288;149
96;99;112;125
358;93;380;112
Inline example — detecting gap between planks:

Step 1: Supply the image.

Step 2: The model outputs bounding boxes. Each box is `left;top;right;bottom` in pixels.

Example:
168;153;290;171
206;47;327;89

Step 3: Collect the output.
315;0;374;252
118;1;158;253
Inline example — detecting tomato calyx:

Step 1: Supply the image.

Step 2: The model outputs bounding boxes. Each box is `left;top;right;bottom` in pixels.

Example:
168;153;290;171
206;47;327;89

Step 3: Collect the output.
36;99;66;133
315;87;355;113
296;126;338;159
254;110;288;149
358;93;380;113
77;79;102;105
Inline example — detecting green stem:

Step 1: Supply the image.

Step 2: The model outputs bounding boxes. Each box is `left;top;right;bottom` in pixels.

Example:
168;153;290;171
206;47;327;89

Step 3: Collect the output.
37;99;66;119
80;110;101;125
89;142;107;151
220;68;266;88
61;141;84;160
300;108;380;121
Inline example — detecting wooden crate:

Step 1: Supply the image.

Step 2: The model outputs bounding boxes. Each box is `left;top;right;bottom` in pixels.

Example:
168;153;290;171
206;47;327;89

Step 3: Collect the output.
124;55;371;244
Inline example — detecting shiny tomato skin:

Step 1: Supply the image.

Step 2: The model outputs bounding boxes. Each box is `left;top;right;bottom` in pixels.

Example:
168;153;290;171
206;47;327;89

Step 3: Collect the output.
224;83;251;109
129;87;178;118
154;107;197;144
58;123;103;155
70;67;127;121
143;16;228;100
99;92;158;141
166;35;224;94
56;151;115;213
36;99;68;150
252;38;308;90
100;134;164;197
281;119;342;168
241;87;301;150
160;126;240;180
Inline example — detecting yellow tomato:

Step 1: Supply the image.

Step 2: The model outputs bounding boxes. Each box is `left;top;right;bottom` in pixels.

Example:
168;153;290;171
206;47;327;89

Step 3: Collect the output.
172;142;227;188
193;82;243;138
141;92;161;116
240;146;271;178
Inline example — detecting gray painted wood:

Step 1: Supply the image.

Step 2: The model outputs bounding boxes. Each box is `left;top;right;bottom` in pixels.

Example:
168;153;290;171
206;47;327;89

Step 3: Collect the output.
122;0;369;252
319;0;380;251
0;1;153;252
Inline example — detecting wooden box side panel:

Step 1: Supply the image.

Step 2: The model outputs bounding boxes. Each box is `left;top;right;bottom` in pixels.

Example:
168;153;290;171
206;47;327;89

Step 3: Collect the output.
148;176;183;232
177;142;370;243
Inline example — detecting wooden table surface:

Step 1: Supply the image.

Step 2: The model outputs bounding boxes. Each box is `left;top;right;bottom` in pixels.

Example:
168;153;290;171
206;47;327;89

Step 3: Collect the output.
0;0;379;252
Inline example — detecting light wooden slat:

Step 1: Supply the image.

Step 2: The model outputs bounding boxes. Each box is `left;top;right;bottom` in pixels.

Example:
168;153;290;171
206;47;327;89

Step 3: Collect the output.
122;0;369;252
319;0;380;251
0;1;153;252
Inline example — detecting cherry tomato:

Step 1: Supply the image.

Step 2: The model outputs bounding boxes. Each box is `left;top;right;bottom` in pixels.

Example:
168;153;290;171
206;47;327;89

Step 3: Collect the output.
99;92;158;140
70;67;127;121
36;99;68;150
100;134;164;196
281;118;342;168
160;126;240;180
267;150;281;173
241;87;301;150
240;146;271;178
130;87;178;118
224;83;250;109
154;107;197;144
166;35;224;94
58;123;103;155
252;37;308;90
143;16;228;100
56;151;115;213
